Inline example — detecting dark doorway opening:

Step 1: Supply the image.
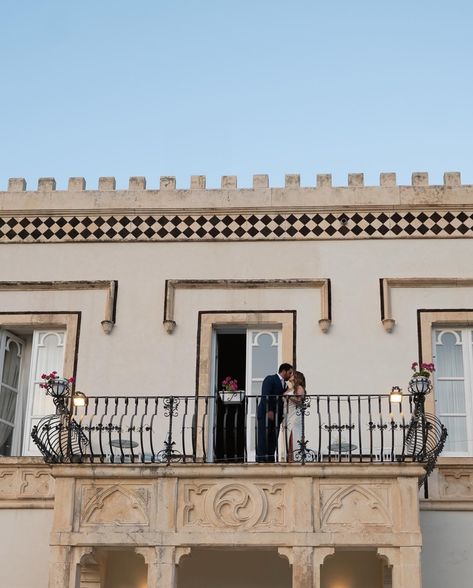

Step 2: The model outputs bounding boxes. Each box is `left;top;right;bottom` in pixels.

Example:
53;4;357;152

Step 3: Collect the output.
215;332;246;462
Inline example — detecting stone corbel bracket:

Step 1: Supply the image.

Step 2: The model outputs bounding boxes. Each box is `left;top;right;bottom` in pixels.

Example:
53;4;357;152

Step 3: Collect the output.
163;278;331;333
0;280;118;334
380;277;473;333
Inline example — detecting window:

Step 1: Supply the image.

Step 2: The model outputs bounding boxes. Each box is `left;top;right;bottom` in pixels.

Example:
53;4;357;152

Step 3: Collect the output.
0;330;25;455
0;312;78;457
433;328;473;455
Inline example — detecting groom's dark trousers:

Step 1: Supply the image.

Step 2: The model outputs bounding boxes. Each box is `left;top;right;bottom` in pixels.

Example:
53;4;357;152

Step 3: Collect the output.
256;374;284;462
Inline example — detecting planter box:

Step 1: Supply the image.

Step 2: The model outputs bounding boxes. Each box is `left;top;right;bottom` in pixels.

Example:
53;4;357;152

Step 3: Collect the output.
218;390;245;404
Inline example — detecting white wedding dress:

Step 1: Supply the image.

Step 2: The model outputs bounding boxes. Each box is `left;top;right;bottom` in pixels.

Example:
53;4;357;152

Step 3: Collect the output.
278;389;303;462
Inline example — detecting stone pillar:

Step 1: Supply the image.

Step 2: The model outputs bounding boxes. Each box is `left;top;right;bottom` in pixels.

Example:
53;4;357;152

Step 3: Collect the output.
378;546;421;588
279;546;335;588
49;546;72;588
399;546;422;588
136;546;188;588
292;547;314;588
313;547;335;588
78;550;103;588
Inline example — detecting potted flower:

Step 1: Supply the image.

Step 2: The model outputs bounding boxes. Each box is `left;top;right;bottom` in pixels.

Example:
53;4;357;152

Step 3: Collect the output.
218;376;245;404
409;362;434;395
40;371;75;398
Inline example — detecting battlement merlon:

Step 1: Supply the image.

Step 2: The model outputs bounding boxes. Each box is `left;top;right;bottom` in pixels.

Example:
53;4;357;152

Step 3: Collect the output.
1;172;472;213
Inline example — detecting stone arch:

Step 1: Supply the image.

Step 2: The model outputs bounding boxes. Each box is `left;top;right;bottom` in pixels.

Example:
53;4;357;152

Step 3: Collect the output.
320;548;386;588
178;547;291;588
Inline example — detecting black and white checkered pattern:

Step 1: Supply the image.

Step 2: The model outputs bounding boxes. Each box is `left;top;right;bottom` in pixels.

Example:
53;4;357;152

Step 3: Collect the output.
1;210;472;243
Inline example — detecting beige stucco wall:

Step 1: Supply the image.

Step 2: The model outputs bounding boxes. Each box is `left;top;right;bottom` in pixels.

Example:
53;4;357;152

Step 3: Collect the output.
0;508;53;588
2;239;473;397
1;180;473;586
420;511;473;588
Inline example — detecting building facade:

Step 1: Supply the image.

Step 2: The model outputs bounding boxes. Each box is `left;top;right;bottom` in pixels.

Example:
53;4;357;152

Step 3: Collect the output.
0;172;472;587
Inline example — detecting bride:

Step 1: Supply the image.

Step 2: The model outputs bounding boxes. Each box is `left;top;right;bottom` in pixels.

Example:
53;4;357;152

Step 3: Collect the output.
278;370;306;462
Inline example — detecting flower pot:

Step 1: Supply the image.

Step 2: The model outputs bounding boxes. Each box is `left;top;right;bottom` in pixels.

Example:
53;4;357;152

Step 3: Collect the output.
218;390;245;404
409;376;431;395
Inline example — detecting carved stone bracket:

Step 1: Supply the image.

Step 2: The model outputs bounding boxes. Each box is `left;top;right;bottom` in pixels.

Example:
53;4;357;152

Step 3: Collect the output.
0;465;54;508
163;278;331;333
277;547;294;565
380;277;473;332
0;280;118;334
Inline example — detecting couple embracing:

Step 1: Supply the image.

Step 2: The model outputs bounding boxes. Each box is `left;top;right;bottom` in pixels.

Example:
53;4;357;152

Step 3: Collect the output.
256;363;306;463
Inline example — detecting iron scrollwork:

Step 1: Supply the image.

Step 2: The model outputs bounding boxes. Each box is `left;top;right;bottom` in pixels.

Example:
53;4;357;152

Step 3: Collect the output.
155;396;183;464
293;395;318;463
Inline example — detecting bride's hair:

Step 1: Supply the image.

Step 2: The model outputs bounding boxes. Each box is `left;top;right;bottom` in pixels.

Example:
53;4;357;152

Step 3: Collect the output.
293;370;306;390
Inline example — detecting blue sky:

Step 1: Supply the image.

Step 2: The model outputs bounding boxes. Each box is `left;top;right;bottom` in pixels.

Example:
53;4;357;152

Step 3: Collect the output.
0;0;472;189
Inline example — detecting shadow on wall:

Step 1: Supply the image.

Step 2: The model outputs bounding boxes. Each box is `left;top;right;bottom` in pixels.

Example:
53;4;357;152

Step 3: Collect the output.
178;548;292;588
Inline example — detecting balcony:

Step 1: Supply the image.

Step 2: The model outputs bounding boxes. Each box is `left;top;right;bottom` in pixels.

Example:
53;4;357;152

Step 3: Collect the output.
31;391;446;485
27;387;448;588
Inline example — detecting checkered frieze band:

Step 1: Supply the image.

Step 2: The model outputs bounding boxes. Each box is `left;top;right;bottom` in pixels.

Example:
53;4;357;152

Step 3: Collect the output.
1;210;473;243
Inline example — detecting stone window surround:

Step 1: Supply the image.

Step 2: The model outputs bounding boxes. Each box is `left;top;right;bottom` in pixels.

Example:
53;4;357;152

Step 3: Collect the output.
0;312;80;506
0;312;80;386
418;309;473;467
196;311;296;399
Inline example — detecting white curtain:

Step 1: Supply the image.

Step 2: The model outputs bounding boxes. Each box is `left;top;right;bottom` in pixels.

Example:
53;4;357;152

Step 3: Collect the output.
434;329;468;453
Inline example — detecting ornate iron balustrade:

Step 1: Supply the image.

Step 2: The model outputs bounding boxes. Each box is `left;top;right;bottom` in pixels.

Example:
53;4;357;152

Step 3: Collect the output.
31;392;447;482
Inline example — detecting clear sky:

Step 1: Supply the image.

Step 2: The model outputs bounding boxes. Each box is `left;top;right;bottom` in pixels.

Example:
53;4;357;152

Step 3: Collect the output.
0;0;472;189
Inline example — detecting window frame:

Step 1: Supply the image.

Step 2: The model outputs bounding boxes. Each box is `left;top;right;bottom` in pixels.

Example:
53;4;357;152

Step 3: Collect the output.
0;312;80;457
418;309;473;462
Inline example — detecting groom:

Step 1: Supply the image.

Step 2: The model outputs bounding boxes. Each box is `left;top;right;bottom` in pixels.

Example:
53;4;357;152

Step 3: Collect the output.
256;363;293;462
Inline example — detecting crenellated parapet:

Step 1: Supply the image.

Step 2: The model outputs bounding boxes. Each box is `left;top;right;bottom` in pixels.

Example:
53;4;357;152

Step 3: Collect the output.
1;171;473;243
3;171;466;194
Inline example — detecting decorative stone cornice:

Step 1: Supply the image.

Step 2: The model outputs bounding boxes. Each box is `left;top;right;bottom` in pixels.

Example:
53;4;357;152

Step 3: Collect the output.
1;209;472;243
0;281;117;333
380;278;473;332
163;279;331;334
2;173;472;242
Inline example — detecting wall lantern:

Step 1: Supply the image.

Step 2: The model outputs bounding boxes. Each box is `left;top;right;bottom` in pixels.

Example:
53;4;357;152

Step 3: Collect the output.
390;386;403;403
72;391;88;407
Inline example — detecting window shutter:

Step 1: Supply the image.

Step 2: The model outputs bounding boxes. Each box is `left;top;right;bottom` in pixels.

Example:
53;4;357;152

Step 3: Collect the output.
22;330;66;455
246;330;281;460
0;330;25;456
434;329;471;454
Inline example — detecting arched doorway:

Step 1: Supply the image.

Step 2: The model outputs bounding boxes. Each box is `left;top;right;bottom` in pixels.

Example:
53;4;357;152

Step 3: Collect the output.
321;549;391;588
178;548;292;588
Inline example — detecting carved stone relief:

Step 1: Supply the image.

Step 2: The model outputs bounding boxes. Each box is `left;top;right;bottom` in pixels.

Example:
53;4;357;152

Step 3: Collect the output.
181;481;286;530
441;468;473;498
320;484;392;531
80;484;150;527
0;466;54;502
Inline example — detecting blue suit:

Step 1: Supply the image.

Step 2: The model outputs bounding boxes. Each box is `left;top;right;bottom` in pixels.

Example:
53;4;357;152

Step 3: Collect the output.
256;374;284;462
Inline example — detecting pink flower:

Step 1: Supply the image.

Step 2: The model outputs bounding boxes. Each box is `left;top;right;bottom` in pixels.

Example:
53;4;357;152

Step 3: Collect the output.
67;377;75;383
411;362;418;370
222;376;238;391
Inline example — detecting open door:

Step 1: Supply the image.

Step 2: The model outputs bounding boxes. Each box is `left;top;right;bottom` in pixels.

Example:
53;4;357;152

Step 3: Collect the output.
211;328;281;462
245;330;281;462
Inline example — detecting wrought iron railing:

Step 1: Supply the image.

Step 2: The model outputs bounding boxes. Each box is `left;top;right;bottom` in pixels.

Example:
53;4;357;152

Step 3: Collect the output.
31;391;447;485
